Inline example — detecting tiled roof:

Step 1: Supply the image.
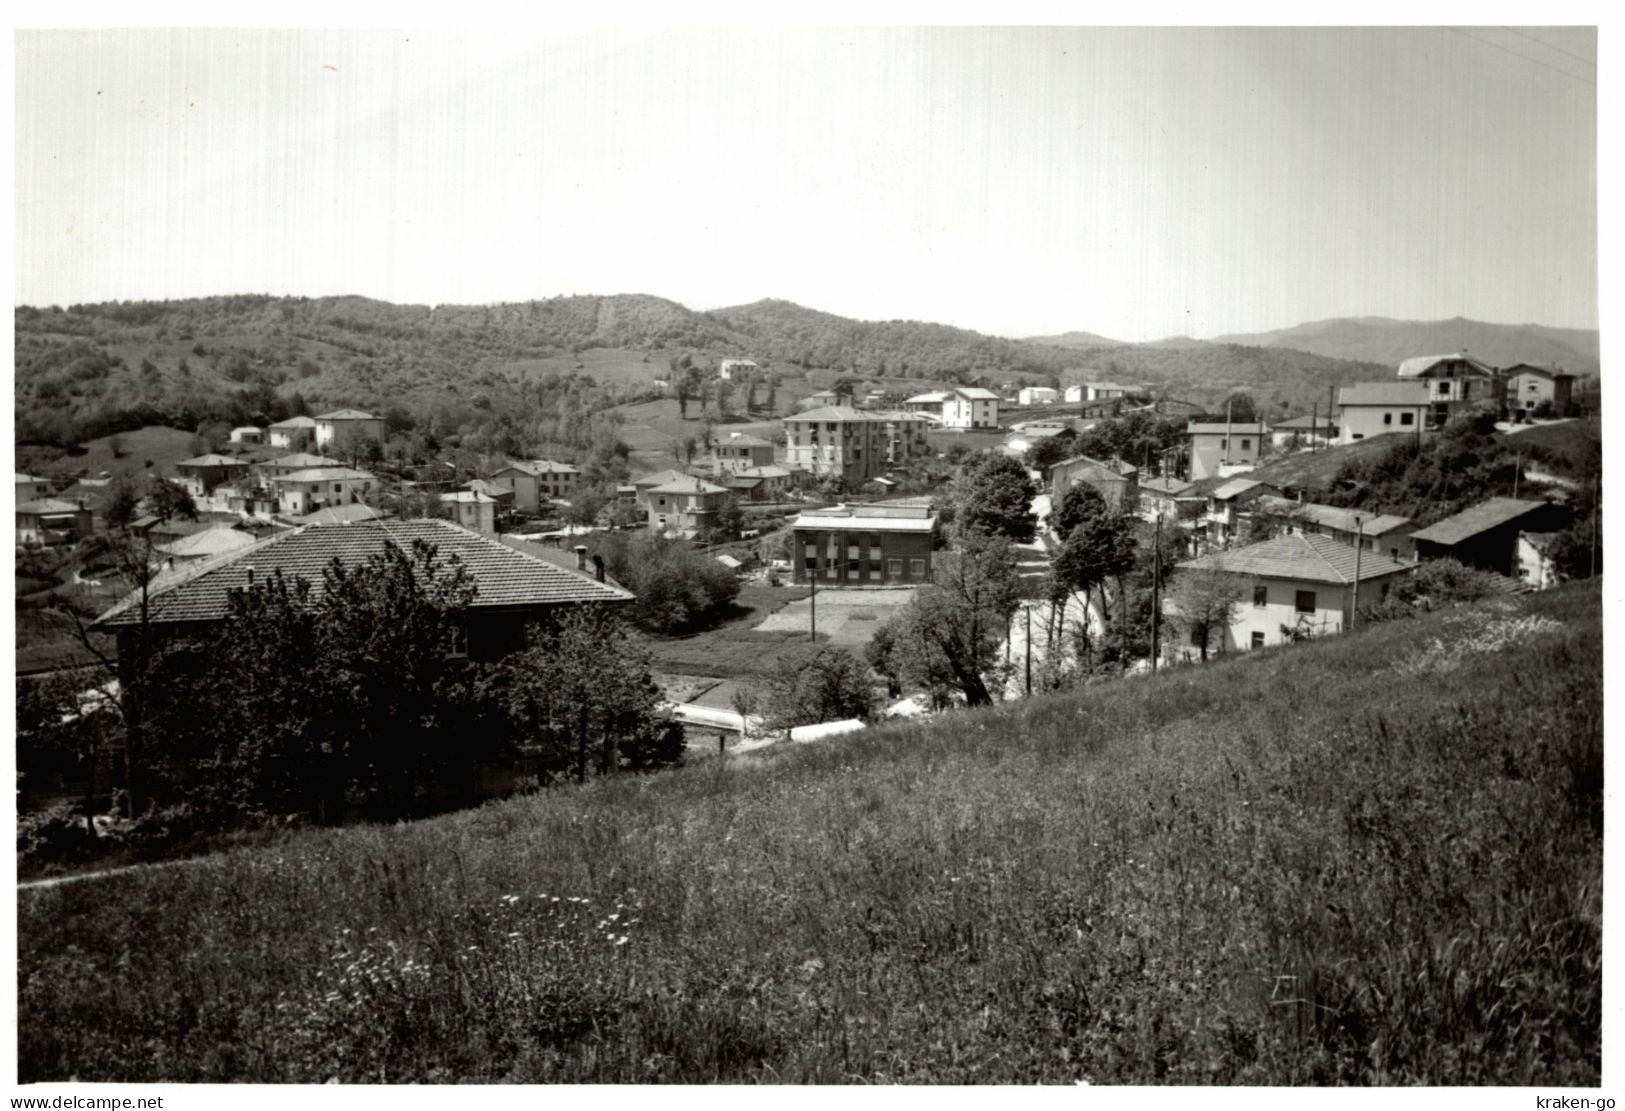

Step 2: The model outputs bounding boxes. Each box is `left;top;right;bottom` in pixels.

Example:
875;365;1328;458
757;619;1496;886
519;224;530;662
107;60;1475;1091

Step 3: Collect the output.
1209;478;1273;501
718;433;773;448
1338;382;1430;407
1409;498;1556;546
632;469;694;488
647;478;730;495
495;459;580;477
95;518;633;627
176;454;247;468
906;391;951;404
274;466;377;483
1396;353;1497;379
1273;414;1339;430
1254;496;1412;536
1140;476;1195;496
268;415;318;429
1504;363;1575;379
1054;455;1138;480
297;503;387;525
953;387;1001;400
794;512;936;533
736;465;791;478
1187;422;1268;435
155;526;259;559
265;453;342;469
1179;533;1414;585
17;497;88;515
316;408;378;420
785;406;920;422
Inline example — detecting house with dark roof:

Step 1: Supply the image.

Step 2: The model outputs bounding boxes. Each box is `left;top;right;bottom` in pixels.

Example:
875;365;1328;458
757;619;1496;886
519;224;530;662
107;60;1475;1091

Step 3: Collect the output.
1410;498;1568;578
94;519;633;664
1168;533;1414;659
1252;495;1419;562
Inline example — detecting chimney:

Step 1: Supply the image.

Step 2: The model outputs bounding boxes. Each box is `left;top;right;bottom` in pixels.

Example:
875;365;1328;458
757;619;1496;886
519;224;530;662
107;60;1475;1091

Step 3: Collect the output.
593;554;606;583
574;544;588;571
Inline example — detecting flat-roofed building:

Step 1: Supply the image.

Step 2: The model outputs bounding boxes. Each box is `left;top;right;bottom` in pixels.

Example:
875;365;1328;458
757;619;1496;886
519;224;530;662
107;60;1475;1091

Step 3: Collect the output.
791;502;939;586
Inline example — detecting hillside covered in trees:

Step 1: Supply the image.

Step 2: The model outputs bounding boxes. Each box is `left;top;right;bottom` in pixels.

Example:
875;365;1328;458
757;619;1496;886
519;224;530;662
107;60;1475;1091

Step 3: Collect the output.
16;293;1401;455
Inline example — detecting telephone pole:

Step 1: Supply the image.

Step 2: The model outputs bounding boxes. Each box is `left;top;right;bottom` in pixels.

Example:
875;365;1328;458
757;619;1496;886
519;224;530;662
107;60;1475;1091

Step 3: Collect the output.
1350;515;1364;631
1150;514;1162;672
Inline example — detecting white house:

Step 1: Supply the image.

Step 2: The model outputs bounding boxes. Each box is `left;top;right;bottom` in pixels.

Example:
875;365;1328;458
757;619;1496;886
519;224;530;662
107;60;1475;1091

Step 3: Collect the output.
269;466;378;516
229;426;265;446
267;416;319;451
1168;533;1414;659
441;490;499;534
1186;421;1267;481
1017;386;1061;406
942;387;1001;429
1336;382;1429;444
717;358;759;381
314;409;385;452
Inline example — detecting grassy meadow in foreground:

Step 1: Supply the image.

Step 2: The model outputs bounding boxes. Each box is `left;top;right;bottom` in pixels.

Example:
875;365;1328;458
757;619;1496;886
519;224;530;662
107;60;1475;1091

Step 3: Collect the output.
17;583;1601;1084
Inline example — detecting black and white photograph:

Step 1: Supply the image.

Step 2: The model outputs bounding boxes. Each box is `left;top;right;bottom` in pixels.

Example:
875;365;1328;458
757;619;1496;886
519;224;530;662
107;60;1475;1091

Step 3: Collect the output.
6;12;1608;1095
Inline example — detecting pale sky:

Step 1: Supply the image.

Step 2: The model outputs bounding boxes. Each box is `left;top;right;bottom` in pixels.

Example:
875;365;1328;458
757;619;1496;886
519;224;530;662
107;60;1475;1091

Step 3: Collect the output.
13;25;1599;342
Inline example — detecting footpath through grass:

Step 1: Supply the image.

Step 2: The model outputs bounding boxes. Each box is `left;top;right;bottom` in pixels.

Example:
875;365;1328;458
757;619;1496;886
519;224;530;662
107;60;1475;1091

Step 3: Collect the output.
16;583;1601;1083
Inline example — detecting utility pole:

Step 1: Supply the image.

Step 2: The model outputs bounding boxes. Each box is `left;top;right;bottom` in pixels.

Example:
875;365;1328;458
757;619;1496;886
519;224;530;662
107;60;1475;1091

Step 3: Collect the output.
1224;398;1233;467
1024;603;1032;697
1350;515;1364;631
1310;402;1318;454
1150;514;1162;672
1591;475;1599;578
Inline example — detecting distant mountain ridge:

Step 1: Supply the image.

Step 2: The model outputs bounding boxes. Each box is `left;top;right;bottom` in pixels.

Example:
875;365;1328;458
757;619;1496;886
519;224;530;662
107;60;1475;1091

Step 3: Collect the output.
1023;329;1125;349
1212;316;1599;377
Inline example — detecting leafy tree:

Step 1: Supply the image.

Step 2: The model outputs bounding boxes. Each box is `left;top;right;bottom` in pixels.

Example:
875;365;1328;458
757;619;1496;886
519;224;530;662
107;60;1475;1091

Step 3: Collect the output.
589;531;741;634
1025;429;1078;476
1165;565;1244;661
874;533;1019;706
762;646;876;729
715;496;745;539
957;453;1037;543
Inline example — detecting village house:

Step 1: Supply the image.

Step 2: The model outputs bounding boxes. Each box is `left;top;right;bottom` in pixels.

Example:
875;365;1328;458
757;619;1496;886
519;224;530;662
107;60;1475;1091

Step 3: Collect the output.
1336;382;1430;444
903;390;951;419
16;497;94;547
314;409;385;453
797;389;843;410
1251;496;1418;562
630;468;693;507
16;474;52;502
1137;475;1201;524
1186;421;1267;481
1409;497;1568;578
269;466;379;517
1269;414;1340;449
1502;363;1576;418
1200;477;1279;550
1168;533;1414;658
487;460;581;513
723;464;794;502
461;479;516;512
267;415;319;451
717;358;758;381
441;489;499;534
1518;532;1563;590
1050;455;1139;513
646;476;731;537
1017;386;1061;406
173;454;253;500
781;407;931;487
229;426;265;446
790;502;939;586
711;433;776;474
298;502;388;526
153;524;259;568
1397;353;1501;427
941;387;1001;429
255;453;343;481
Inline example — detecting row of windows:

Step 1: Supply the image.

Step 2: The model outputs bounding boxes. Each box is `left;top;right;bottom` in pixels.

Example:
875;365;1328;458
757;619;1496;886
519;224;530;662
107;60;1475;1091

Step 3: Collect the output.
1251;584;1318;613
1381;411;1418;426
803;556;927;579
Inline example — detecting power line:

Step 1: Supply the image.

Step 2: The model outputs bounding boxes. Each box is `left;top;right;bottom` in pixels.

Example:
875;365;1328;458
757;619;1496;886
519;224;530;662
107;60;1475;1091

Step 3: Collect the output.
1502;27;1596;69
1447;27;1596;86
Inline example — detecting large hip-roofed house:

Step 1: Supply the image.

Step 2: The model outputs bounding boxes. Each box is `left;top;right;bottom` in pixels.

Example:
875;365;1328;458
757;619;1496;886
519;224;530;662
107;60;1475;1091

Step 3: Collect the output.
94;518;633;663
488;460;580;512
1168;533;1414;659
314;409;385;452
791;502;939;586
1050;455;1139;513
268;466;378;516
1251;496;1418;562
711;433;776;474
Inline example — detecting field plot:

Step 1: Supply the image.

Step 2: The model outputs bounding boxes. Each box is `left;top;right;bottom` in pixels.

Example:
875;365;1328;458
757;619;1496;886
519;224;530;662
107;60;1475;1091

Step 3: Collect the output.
752;587;915;645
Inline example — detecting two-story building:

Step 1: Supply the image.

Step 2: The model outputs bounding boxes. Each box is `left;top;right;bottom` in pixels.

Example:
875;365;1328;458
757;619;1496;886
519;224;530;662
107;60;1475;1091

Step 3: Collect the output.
1502;363;1576;418
1397;353;1500;428
1251;496;1418;562
1167;533;1414;658
790;502;939;586
941;387;1001;429
487;460;581;513
267;415;319;451
16;474;52;502
1017;386;1060;406
711;433;776;474
256;453;343;482
723;465;794;502
1200;477;1278;550
173;454;253;500
314;409;385;454
717;358;759;381
1187;422;1267;481
646;477;731;537
1050;455;1139;514
1336;382;1430;444
16;497;94;546
1137;475;1201;524
781;407;931;487
441;490;499;534
269;466;379;516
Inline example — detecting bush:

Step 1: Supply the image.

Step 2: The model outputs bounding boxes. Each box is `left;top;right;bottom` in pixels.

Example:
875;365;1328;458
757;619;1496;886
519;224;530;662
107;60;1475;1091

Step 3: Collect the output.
16;803;94;867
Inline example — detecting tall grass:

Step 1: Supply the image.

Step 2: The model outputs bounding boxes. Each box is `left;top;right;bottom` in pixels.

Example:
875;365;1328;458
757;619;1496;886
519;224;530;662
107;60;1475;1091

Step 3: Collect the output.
17;583;1601;1083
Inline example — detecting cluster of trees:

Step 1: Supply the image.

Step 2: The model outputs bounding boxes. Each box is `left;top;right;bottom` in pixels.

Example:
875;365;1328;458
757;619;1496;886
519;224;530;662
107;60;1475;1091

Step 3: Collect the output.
588;531;742;634
23;539;682;840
